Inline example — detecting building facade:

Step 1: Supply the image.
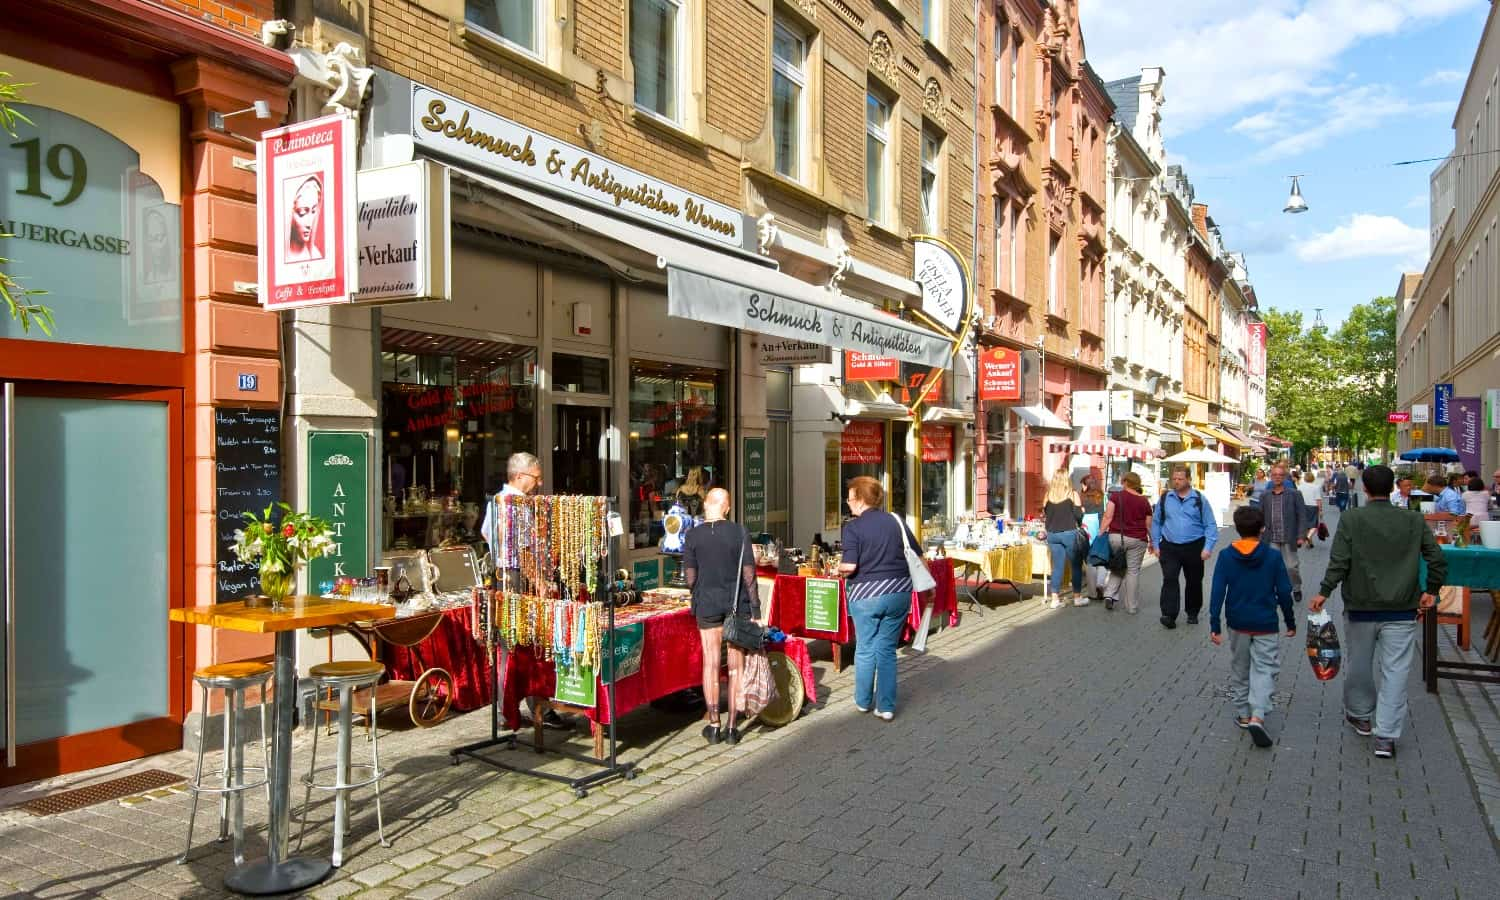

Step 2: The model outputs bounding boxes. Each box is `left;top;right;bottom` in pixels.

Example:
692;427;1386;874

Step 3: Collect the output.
975;0;1110;518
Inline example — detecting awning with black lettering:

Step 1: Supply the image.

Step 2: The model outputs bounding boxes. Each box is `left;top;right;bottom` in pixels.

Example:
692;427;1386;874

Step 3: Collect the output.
456;169;953;368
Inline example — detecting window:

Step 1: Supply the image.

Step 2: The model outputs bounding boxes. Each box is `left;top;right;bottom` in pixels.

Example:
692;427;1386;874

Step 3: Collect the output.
1047;231;1061;316
921;127;942;233
631;0;682;121
627;362;726;545
994;195;1020;296
465;0;543;58
922;0;943;46
994;18;1017;115
772;21;808;181
866;92;891;223
1049;84;1062;159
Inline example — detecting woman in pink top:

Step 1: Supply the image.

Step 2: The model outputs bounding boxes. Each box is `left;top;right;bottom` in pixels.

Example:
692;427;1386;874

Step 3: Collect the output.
1100;471;1153;614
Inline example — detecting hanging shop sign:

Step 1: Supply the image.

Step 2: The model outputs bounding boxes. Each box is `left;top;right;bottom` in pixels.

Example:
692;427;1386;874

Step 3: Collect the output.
921;425;955;463
1411;403;1430;424
760;338;830;365
978;347;1021;401
912;236;969;335
258;113;358;311
411;83;743;249
1246;322;1267;377
841;420;884;464
1110;390;1135;421
804;578;841;633
1486;389;1500;430
353;159;451;304
1450;397;1482;475
845;351;899;382
1387;411;1411;423
742;436;767;535
1434;383;1454;427
1071;391;1110;428
307;431;370;590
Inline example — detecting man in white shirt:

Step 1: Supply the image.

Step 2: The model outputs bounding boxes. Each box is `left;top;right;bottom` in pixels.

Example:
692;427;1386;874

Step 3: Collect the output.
480;452;543;552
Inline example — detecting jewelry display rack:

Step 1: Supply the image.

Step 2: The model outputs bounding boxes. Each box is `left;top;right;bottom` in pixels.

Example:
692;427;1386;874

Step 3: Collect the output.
449;496;636;798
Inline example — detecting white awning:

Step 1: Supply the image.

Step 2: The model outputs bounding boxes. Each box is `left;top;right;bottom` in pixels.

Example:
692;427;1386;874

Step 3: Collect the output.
1011;405;1071;435
458;169;953;368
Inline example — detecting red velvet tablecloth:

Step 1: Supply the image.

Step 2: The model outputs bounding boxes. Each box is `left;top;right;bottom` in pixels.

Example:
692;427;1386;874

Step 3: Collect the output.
766;558;959;644
499;605;817;728
384;605;493;712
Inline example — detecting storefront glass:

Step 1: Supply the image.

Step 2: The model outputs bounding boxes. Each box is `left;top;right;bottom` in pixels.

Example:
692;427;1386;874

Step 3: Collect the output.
379;330;537;551
765;368;792;543
627;361;725;545
840;418;885;521
921;424;955;534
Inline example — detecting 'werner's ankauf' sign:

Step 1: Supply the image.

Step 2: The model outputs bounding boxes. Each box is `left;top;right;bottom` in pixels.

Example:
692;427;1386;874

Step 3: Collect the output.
257;113;358;310
411;84;743;249
353;159;451;304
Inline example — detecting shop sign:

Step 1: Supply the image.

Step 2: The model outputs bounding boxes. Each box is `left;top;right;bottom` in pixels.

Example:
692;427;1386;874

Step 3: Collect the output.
921;425;954;463
804;578;841;633
1434;383;1454;427
978;347;1021;401
1387;411;1411;423
1487;389;1500;429
841;420;884;464
631;558;660;590
760;338;830;365
1451;396;1482;475
913;236;969;335
353;159;451;304
1071;391;1109;428
307;431;370;589
1247;322;1267;376
553;663;597;707
742;436;767;534
600;622;645;685
1412;403;1430;424
214;408;281;602
1110;390;1134;421
258;113;358;310
0;103;182;349
1412;426;1426;441
411;84;743;249
845;351;899;382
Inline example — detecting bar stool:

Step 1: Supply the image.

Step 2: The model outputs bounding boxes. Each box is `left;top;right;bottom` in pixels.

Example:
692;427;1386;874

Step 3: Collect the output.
297;660;389;867
179;661;273;865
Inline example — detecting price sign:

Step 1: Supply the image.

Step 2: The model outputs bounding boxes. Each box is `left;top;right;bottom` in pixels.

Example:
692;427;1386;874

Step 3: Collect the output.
804;578;842;633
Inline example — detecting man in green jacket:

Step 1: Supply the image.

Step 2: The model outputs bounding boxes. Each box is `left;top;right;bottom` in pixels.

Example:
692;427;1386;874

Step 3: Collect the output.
1311;465;1446;759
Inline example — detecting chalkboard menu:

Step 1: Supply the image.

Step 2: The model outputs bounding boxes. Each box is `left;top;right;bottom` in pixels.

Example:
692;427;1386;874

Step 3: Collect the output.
216;407;282;601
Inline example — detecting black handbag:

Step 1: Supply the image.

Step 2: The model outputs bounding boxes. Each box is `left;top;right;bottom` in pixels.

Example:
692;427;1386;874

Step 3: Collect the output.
722;530;766;651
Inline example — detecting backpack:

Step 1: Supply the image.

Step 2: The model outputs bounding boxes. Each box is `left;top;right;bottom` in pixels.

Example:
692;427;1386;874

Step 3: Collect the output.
1155;489;1205;526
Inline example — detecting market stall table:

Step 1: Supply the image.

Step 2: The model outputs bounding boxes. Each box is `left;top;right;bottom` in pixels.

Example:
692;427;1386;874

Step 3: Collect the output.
947;544;1042;603
170;596;395;896
1423;545;1500;692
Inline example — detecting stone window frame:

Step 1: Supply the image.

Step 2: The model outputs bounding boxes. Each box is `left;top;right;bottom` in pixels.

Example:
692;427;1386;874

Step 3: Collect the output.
625;0;709;144
919;121;945;236
865;87;895;227
771;15;814;183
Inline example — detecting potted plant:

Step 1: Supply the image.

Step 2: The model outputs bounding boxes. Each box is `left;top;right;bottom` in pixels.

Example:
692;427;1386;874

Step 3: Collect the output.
233;503;337;609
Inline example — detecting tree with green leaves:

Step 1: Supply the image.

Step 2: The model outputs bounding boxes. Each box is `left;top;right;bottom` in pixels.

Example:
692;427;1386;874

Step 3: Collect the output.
1;72;55;336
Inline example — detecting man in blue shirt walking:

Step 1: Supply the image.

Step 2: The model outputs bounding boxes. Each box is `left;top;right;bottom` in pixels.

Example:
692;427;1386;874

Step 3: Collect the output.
1150;465;1220;629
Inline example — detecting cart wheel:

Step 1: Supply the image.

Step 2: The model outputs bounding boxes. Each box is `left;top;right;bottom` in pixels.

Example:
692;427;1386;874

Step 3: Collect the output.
574;788;588;799
410;667;455;727
757;650;804;728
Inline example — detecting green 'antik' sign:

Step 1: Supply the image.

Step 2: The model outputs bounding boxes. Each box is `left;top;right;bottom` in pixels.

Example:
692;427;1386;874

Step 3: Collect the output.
308;432;370;591
805;577;841;633
742;436;767;535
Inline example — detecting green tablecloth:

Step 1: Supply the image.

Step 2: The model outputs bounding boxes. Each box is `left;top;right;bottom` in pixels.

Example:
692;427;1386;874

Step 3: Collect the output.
1439;545;1500;591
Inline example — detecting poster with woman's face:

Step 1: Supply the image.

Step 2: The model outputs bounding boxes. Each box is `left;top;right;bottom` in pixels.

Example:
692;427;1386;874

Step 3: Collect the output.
257;114;355;310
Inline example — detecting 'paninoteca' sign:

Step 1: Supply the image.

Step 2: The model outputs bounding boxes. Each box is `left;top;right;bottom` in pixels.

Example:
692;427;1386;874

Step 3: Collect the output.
354;159;451;304
411;84;743;250
258;114;358;310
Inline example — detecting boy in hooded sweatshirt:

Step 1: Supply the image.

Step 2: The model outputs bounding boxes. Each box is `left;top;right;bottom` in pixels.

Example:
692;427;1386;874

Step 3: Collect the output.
1209;505;1297;748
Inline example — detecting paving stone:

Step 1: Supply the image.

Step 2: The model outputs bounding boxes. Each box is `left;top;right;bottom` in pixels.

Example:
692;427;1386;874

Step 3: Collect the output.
351;862;404;886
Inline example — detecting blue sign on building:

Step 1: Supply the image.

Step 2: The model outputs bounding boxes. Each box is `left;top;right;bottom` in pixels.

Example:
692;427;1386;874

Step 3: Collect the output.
1435;383;1454;427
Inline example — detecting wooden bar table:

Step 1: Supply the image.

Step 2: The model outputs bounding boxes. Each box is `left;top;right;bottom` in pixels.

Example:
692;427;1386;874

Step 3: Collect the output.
171;596;395;895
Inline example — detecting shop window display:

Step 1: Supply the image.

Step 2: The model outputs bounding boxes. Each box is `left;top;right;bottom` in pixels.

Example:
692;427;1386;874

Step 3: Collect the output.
627;362;725;548
380;329;537;552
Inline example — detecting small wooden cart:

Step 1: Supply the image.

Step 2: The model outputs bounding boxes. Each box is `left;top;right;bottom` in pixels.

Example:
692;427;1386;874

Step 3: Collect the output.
323;610;457;728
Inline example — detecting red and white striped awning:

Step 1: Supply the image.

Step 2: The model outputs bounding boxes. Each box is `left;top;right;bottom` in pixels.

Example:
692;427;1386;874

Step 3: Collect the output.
1048;440;1164;461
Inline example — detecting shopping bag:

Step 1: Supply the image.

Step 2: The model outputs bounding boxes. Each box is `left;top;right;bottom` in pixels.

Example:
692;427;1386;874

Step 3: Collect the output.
1316;521;1329;541
736;651;779;717
1306;610;1341;681
1086;532;1114;568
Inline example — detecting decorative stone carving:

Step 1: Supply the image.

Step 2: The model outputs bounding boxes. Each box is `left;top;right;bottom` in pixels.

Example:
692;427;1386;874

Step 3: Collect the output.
792;0;818;21
869;31;899;83
289;41;374;119
757;213;779;256
923;79;946;125
829;249;852;293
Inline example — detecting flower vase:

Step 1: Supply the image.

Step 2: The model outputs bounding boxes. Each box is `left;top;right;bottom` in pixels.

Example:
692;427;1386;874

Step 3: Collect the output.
259;561;296;611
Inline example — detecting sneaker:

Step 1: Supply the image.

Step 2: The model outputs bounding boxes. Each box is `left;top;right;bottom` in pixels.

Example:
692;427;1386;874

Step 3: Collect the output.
1160;616;1177;630
1047;596;1064;610
1104;596;1116;611
543;710;570;729
1294;590;1303;604
1072;596;1091;607
1186;615;1199;625
874;710;894;721
1246;720;1273;748
1234;716;1251;729
854;702;870;713
1345;715;1373;737
1374;737;1395;758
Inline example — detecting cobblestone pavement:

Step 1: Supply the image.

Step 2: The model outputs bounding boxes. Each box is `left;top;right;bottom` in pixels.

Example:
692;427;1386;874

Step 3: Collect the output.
0;507;1497;899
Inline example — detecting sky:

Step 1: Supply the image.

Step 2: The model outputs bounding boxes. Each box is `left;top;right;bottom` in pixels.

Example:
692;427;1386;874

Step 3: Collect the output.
1078;0;1490;329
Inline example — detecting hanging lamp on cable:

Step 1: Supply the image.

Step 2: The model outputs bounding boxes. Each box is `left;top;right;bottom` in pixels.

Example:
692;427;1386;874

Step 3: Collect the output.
1283;175;1308;214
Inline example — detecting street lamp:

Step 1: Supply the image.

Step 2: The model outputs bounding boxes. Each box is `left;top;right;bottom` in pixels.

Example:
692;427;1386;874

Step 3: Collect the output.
1283;176;1308;214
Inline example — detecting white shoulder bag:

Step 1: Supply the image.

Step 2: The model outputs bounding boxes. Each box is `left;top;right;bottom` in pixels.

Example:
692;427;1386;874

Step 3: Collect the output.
890;512;937;593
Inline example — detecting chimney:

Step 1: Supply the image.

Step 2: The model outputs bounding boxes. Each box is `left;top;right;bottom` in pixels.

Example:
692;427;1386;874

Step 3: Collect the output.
1191;203;1209;240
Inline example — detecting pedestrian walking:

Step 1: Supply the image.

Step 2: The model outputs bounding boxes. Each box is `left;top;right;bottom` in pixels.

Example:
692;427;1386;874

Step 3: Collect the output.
1345;461;1362;508
1261;463;1313;603
1310;465;1446;759
838;476;923;721
1209;505;1297;748
1151;465;1219;629
1080;473;1107;603
682;488;760;745
1297;470;1323;523
1100;471;1152;614
1041;469;1087;609
1249;468;1270;507
1330;466;1351;512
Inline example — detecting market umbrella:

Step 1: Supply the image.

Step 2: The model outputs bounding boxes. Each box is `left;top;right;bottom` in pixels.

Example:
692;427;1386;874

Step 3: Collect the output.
1163;448;1240;465
1399;447;1461;463
1048;440;1164;461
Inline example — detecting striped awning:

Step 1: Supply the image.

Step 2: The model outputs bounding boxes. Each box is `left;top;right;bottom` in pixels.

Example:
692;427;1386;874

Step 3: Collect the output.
1048;440;1164;461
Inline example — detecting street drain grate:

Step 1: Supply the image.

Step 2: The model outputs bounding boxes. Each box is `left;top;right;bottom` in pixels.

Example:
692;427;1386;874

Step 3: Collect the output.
19;770;185;816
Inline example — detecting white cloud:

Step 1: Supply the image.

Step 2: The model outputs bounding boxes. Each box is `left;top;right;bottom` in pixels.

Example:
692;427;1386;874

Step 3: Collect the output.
1080;0;1482;135
1421;69;1466;86
1295;214;1428;263
1249;84;1452;162
1230;111;1283;139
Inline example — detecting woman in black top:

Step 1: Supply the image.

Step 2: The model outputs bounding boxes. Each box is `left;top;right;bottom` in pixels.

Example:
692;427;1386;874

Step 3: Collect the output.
682;488;759;745
1042;468;1085;608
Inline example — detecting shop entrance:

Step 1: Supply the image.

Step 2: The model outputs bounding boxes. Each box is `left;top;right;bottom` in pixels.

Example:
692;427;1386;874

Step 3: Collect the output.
552;404;611;498
1;381;182;784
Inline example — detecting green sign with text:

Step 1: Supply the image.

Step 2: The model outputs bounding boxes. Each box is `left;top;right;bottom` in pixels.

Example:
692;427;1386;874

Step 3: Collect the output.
632;559;660;590
308;432;370;591
600;623;646;685
805;578;841;633
742;436;767;535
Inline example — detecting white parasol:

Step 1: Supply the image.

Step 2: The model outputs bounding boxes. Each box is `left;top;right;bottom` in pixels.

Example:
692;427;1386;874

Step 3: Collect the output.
1163;448;1240;465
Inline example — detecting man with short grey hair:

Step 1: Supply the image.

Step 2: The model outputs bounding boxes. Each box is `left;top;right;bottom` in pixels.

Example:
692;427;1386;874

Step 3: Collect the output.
482;452;542;550
1261;463;1311;604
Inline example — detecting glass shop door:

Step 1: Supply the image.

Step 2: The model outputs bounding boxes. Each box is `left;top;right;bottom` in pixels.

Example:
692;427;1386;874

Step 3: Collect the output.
552;404;611;498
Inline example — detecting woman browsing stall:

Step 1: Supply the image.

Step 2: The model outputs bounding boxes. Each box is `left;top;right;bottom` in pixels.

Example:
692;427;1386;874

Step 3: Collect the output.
681;488;760;745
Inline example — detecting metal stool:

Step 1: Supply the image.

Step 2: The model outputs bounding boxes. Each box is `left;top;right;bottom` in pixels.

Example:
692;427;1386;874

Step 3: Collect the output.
180;662;273;865
297;660;389;867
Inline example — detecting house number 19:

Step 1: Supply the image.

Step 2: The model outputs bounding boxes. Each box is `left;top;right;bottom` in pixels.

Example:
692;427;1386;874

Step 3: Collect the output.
11;138;88;207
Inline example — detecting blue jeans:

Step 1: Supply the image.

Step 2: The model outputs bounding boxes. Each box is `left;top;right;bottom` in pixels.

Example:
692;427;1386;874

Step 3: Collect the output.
1047;532;1084;594
1334;492;1349;511
849;591;909;713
